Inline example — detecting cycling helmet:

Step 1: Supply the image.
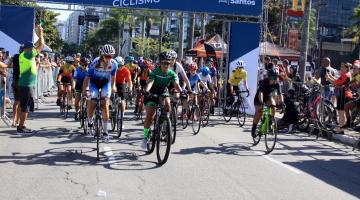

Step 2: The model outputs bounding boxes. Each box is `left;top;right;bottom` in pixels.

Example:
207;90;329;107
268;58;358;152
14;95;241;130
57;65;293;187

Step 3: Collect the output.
168;50;177;60
114;56;125;66
80;57;90;66
138;57;144;65
200;66;210;76
64;56;74;63
100;44;116;55
206;58;214;63
125;56;135;63
189;62;198;71
159;51;173;61
236;60;245;68
268;67;279;79
142;60;151;68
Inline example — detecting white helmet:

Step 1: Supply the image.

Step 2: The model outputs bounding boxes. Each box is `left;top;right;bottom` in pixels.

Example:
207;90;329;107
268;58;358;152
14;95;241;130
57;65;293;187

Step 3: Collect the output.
236;60;245;68
114;56;124;66
100;44;116;55
64;56;74;63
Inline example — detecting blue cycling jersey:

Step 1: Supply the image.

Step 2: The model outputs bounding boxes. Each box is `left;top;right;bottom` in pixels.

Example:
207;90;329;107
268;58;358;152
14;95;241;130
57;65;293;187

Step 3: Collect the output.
188;73;201;90
74;67;88;84
87;57;117;84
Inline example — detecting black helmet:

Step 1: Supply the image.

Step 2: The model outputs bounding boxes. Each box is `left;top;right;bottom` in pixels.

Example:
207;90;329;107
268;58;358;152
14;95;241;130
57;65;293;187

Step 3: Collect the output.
159;51;173;61
80;57;90;66
268;67;279;79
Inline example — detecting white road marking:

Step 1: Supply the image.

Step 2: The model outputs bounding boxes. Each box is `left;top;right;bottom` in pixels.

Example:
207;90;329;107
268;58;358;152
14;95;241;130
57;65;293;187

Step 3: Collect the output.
103;146;117;167
253;151;303;174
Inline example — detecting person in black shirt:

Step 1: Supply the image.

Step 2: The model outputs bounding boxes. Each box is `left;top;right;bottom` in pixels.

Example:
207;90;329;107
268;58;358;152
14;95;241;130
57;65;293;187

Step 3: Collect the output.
251;67;283;137
9;45;24;127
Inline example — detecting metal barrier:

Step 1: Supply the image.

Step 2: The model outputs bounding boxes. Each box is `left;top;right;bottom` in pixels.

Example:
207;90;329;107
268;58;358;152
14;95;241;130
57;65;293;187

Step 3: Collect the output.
0;75;11;127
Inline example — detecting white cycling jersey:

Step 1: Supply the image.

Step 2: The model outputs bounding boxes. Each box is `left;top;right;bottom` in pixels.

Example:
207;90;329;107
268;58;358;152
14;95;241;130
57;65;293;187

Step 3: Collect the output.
171;62;186;78
198;73;212;86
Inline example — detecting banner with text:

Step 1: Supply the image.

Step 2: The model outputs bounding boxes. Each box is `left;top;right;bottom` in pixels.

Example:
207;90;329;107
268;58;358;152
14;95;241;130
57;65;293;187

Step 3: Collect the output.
35;0;262;16
228;22;261;115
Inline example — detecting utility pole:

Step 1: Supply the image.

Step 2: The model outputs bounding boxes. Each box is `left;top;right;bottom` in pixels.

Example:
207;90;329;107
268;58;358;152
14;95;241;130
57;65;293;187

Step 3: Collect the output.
188;13;195;49
299;0;312;82
200;13;206;66
178;12;184;61
159;11;164;54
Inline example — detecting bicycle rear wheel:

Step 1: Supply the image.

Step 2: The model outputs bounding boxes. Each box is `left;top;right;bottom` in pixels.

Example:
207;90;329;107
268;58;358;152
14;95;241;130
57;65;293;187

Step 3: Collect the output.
156;117;172;165
236;101;246;127
181;108;188;129
265;116;278;154
191;106;201;135
64;94;69;119
110;104;117;132
222;100;233;122
170;106;177;144
116;107;123;138
201;99;210;127
94;116;102;160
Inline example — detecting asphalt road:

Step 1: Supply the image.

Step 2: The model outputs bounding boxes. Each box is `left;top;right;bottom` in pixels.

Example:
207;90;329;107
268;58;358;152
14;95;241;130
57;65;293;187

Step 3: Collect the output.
0;98;359;200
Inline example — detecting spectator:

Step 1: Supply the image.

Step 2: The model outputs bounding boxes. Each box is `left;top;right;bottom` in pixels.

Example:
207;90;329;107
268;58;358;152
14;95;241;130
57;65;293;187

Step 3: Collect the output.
326;62;352;134
8;45;24;127
17;25;44;134
320;57;336;99
277;89;299;133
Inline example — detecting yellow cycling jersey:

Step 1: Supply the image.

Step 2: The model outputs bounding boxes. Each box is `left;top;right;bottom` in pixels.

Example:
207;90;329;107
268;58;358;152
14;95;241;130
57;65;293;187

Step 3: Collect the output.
60;64;75;77
125;63;138;74
228;69;247;86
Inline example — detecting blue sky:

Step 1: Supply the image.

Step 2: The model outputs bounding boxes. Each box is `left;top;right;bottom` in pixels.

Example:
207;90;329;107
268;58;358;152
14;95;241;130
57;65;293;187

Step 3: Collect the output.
38;3;73;22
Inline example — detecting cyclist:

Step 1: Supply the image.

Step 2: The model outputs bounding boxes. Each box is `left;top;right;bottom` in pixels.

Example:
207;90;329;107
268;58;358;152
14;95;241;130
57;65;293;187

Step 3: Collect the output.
168;50;192;92
125;56;139;86
136;59;153;113
82;44;117;143
73;57;90;120
199;66;216;114
141;52;183;150
251;67;283;138
182;63;209;119
226;60;250;109
115;56;132;124
57;56;76;108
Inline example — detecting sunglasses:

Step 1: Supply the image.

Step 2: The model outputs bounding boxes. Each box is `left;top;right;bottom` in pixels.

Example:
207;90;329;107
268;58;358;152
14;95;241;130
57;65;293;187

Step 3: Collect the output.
161;61;171;66
104;55;112;59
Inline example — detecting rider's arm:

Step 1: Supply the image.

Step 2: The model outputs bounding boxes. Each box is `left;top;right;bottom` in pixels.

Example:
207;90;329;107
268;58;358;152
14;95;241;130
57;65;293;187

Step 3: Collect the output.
145;80;154;93
174;81;183;93
82;76;90;94
177;64;191;90
199;81;208;91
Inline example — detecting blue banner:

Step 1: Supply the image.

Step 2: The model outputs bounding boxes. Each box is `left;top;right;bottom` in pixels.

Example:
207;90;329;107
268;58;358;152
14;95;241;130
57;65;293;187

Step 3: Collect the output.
35;0;262;16
0;6;35;56
229;22;261;114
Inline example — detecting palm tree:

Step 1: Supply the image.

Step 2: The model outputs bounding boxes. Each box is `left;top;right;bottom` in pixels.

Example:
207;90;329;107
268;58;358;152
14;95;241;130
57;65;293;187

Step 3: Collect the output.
345;5;360;58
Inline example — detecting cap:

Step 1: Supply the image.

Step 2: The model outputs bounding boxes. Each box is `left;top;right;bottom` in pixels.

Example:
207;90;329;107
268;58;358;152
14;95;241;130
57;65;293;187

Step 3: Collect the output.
24;41;34;48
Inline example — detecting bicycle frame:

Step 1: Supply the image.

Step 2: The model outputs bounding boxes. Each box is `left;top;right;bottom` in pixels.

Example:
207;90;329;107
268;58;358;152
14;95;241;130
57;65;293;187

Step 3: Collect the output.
260;107;272;135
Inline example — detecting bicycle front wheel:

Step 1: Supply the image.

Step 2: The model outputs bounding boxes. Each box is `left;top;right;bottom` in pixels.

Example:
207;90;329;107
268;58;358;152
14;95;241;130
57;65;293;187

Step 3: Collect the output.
223;100;233;122
191;106;201;135
116;107;123;138
264;116;278;153
201;99;210;127
236;101;246;127
156;117;172;165
170;107;177;144
181;109;188;129
94;116;102;160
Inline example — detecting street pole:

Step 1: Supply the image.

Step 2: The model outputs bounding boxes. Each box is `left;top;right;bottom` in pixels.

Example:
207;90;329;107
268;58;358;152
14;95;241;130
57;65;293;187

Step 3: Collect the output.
159;11;164;55
189;13;195;49
178;12;184;61
200;13;206;67
299;0;312;82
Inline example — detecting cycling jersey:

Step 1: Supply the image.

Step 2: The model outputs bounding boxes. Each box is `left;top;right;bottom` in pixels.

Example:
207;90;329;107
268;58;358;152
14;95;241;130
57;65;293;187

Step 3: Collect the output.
74;67;88;91
171;62;186;78
87;57;117;98
354;74;360;82
116;67;131;84
228;69;247;86
126;63;138;74
149;67;178;95
139;68;151;81
199;73;212;86
60;64;75;77
188;73;201;91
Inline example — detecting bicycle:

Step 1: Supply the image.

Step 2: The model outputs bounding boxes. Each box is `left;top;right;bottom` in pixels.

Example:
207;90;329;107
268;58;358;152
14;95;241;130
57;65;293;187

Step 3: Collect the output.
252;105;278;154
135;88;144;122
58;83;72;119
223;90;248;127
91;89;106;160
169;90;180;144
110;92;127;138
145;93;172;166
180;91;201;135
79;93;88;134
198;90;211;127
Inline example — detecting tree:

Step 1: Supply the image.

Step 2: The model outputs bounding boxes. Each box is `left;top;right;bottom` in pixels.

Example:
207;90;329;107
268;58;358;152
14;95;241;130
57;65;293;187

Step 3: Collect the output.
345;4;360;59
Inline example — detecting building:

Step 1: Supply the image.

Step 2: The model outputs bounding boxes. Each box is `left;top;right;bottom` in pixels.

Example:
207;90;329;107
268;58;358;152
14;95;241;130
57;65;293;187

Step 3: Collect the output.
55;21;67;41
66;12;81;44
314;0;360;66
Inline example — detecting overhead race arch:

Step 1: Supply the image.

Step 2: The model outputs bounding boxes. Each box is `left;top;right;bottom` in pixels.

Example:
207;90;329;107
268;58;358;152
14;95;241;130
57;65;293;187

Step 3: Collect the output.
33;0;262;16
